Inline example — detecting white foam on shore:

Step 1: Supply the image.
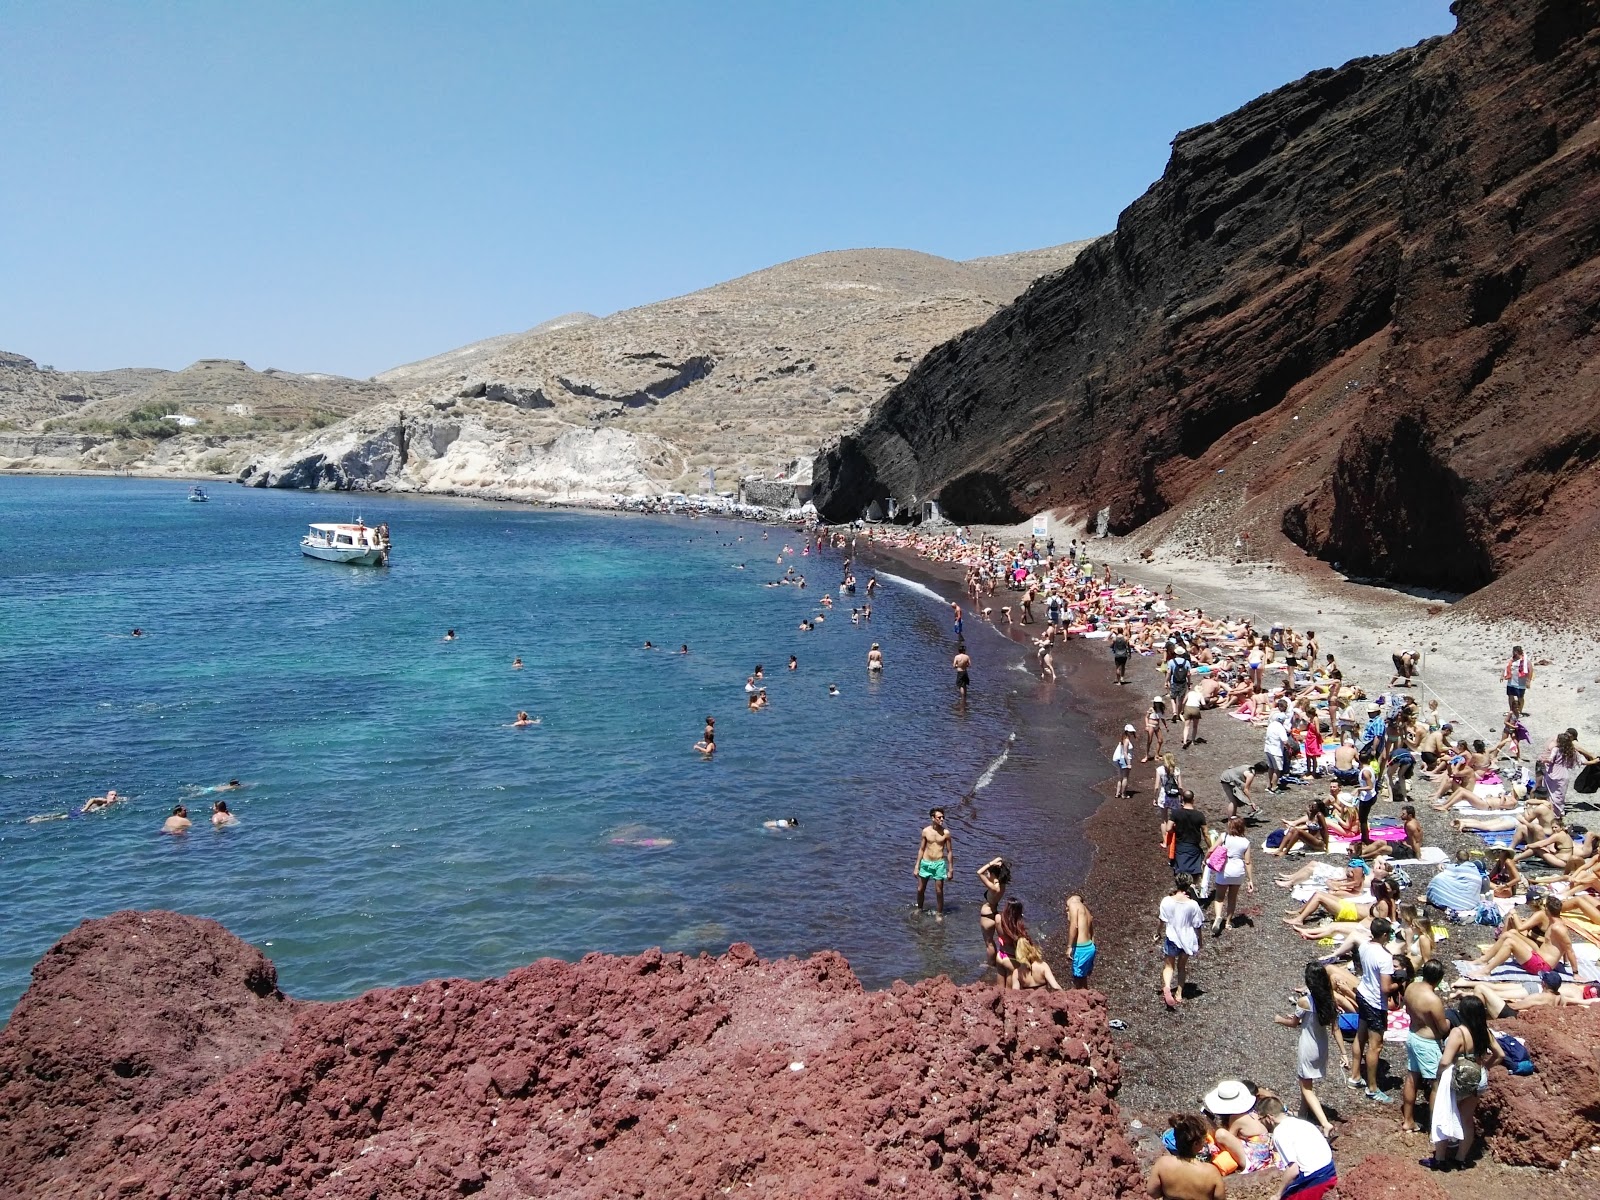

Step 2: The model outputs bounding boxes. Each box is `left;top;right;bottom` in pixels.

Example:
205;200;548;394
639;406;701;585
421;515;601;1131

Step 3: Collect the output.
971;732;1017;794
876;570;945;602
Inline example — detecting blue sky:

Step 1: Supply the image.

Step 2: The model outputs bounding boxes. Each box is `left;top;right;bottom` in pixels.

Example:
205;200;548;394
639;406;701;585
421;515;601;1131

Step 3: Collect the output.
2;1;1454;378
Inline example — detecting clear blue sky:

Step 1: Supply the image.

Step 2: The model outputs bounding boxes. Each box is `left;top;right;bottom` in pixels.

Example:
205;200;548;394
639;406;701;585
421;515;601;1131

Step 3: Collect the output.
2;1;1454;378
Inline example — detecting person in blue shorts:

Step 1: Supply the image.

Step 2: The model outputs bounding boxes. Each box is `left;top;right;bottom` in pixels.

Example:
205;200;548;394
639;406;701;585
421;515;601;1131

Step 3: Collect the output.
1066;894;1097;987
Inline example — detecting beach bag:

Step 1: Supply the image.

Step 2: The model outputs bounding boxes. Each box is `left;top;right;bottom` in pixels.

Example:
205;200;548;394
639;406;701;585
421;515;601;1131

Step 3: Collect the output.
1575;761;1600;795
1451;1055;1484;1098
1206;841;1228;873
1495;1032;1533;1075
1265;829;1286;849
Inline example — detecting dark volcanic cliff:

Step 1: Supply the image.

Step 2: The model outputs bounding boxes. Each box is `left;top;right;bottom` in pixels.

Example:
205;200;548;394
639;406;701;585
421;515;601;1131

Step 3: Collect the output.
814;0;1600;609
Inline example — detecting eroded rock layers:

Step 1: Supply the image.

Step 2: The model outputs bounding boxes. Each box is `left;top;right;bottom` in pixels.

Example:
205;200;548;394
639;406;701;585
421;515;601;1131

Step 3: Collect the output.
0;913;1140;1199
815;0;1600;601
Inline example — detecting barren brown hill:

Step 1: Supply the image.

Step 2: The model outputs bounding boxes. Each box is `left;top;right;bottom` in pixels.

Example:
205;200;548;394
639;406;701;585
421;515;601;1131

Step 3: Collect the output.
240;244;1092;502
0;353;392;477
814;0;1600;624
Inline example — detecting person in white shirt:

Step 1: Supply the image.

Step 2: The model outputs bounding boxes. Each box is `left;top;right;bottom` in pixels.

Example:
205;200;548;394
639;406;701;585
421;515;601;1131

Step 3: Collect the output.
1350;917;1395;1103
1257;1095;1337;1200
1263;700;1292;790
1158;874;1205;1011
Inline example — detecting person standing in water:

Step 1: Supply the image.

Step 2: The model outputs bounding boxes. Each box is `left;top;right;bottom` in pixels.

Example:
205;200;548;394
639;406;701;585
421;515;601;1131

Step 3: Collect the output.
867;643;884;671
952;644;971;700
976;857;1011;970
1066;894;1096;987
915;807;953;916
211;800;239;827
163;805;192;834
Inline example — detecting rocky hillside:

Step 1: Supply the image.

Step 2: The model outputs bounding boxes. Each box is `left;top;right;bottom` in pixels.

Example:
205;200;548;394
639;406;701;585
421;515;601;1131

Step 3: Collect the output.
814;0;1600;622
238;245;1092;502
0;352;391;477
0;912;1137;1199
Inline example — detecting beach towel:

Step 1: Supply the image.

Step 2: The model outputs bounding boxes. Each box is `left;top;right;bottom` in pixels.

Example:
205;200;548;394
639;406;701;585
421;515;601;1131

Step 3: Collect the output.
1427;864;1486;912
1453;803;1524;817
1382;847;1449;866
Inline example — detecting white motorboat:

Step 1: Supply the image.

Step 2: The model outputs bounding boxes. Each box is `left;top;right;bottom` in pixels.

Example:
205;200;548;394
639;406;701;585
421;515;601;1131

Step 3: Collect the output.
301;521;390;567
188;485;209;502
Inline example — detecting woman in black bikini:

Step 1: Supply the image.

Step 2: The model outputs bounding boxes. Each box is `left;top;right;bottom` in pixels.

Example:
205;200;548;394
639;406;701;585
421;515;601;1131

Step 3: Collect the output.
976;857;1011;971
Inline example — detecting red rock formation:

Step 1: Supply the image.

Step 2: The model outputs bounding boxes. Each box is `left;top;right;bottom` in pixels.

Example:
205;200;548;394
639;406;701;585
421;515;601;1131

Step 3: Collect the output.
0;914;1141;1199
1479;1005;1600;1169
814;0;1600;618
0;911;293;1194
1333;1152;1454;1200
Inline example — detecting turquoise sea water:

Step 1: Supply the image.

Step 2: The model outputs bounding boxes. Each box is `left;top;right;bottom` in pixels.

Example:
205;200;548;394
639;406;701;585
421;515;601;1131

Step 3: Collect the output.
0;476;1098;1018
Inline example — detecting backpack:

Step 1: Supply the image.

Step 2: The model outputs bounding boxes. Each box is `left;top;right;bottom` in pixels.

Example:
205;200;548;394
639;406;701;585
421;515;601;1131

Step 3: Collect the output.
1170;658;1191;691
1495;1032;1533;1076
1451;1054;1485;1098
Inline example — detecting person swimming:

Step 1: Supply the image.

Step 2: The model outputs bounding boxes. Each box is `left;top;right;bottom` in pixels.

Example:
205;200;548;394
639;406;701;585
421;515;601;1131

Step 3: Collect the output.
212;800;238;827
680;644;689;654
130;628;144;637
828;684;840;696
764;817;801;830
512;656;524;669
163;805;192;834
788;655;798;671
81;788;121;814
643;641;654;649
511;711;540;727
443;629;456;641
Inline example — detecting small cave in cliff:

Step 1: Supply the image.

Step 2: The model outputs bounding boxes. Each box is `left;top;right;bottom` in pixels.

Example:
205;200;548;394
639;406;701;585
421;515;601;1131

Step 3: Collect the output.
1285;413;1495;593
936;471;1027;526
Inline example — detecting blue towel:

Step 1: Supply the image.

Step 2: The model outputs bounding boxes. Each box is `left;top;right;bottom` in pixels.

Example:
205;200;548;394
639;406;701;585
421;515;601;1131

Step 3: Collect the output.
1427;863;1486;912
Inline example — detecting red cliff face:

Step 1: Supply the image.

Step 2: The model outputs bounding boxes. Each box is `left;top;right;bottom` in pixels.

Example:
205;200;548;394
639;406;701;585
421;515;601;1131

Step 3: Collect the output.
0;913;1140;1199
814;0;1600;615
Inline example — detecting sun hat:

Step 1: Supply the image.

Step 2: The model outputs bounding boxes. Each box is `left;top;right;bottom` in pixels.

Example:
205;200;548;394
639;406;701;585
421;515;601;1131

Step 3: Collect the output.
1367;703;1382;713
1124;723;1137;732
1202;1080;1256;1116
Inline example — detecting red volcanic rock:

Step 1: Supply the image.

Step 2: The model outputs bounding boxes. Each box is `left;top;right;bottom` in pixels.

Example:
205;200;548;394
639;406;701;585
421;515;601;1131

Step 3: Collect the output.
1333;1153;1453;1200
1479;1006;1600;1168
0;915;1142;1199
814;0;1600;617
0;910;294;1195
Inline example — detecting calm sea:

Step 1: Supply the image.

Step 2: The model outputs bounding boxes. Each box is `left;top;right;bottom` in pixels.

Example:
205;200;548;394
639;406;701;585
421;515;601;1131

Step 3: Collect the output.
0;476;1100;1018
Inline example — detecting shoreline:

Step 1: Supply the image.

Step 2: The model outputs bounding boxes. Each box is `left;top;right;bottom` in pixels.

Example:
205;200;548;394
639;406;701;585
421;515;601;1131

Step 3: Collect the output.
845;526;1600;1152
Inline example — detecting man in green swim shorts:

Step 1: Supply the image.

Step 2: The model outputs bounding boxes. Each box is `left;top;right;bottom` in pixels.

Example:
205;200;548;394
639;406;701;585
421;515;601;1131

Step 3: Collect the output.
915;807;953;917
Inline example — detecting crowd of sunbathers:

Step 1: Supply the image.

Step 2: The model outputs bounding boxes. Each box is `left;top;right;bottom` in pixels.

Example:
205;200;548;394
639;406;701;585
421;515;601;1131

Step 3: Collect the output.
855;521;1600;1182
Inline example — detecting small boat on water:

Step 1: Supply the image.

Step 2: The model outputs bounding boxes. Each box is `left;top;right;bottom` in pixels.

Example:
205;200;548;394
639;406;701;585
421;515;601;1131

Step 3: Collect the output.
188;485;209;503
301;521;390;567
